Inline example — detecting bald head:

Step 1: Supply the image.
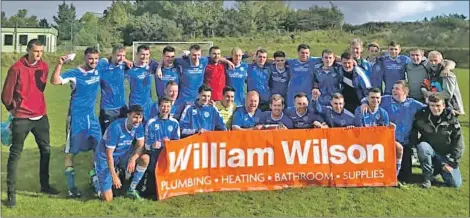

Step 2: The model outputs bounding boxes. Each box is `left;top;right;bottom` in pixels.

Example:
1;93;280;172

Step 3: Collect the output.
245;90;260;112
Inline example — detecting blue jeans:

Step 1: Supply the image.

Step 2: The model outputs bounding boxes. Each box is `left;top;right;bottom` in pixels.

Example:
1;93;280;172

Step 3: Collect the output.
416;142;462;188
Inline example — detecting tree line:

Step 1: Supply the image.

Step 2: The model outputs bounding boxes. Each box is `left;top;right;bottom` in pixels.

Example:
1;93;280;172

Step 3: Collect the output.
1;1;468;49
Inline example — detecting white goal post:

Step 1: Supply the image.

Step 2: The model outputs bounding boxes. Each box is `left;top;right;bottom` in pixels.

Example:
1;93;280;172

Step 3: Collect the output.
132;41;214;62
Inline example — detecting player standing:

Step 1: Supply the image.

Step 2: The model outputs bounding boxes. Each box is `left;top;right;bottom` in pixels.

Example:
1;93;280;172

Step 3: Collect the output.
155;46;180;99
286;44;322;108
312;49;343;106
126;44;156;123
51;47;102;198
226;47;248;107
247;48;272;111
98;44;130;134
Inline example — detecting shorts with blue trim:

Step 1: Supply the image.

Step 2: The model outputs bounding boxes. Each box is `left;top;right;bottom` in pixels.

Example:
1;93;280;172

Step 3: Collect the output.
65;114;102;155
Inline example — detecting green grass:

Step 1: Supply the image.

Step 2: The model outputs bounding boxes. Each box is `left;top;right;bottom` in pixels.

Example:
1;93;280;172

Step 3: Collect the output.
0;53;469;216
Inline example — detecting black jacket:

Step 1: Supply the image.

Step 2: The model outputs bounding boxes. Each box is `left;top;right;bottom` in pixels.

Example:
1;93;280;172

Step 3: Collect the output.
410;107;464;167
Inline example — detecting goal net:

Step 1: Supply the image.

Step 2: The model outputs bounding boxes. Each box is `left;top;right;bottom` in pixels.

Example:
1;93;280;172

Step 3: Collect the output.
131;41;214;62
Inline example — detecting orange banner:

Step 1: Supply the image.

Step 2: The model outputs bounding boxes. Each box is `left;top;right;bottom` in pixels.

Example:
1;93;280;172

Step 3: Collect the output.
156;127;397;200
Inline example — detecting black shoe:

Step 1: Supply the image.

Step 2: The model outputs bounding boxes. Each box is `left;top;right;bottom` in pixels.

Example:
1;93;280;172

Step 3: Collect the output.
41;186;60;195
6;193;16;208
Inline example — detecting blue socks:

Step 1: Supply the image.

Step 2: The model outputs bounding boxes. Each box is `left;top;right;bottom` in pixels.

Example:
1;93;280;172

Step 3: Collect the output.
64;167;76;190
129;165;147;191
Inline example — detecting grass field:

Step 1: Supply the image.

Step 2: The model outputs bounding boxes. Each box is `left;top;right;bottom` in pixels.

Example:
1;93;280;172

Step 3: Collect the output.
0;50;469;216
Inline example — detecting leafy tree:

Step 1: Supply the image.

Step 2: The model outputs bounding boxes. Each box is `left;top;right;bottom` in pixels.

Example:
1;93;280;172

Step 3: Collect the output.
53;2;79;41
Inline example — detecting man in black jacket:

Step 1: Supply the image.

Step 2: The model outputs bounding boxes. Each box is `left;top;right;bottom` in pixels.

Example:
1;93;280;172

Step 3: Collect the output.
410;93;464;188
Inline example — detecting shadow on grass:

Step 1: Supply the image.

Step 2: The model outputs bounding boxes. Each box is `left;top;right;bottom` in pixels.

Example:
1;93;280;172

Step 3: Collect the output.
1;145;158;206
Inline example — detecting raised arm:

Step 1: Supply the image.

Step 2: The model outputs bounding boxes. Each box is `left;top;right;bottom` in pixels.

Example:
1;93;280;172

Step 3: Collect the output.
50;55;67;85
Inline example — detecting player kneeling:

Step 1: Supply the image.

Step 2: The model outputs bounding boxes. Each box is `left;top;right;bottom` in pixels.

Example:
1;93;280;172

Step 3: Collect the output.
94;105;149;201
142;97;180;199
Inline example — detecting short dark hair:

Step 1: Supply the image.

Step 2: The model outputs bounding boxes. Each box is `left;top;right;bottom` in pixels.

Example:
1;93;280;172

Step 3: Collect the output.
369;88;382;95
137;44;150;53
112;44;125;54
223;86;235;95
388;41;400;47
189;44;201;51
27;39;43;50
84;47;100;56
158;96;173;106
294;92;308;100
128;104;143;115
340;51;353;60
209;46;220;54
256;48;267;56
273;51;286;58
297;44;310;52
165;80;178;89
163;46;175;54
321;49;334;57
332;92;344;100
270;94;285;106
198;84;212;94
428;93;445;103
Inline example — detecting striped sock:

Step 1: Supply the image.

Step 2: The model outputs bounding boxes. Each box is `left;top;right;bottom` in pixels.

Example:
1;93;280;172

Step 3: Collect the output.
129;165;147;191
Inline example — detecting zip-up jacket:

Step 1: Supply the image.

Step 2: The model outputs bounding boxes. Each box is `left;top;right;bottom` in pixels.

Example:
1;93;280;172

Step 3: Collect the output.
410;107;464;167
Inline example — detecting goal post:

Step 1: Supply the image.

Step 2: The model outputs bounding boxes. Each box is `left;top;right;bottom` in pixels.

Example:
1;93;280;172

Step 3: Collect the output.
131;41;214;62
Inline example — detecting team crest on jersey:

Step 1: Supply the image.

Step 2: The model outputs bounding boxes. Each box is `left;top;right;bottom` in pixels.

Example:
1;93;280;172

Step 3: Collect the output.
168;125;174;132
240;67;244;71
396;58;401;64
154;124;160;130
302;116;309;121
204;111;210;118
192;109;197;115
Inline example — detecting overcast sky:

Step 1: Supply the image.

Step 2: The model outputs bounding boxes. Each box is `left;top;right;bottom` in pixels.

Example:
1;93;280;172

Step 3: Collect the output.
1;1;469;25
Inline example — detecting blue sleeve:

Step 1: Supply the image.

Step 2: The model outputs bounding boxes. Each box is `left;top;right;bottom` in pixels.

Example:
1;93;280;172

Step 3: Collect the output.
404;56;411;65
135;124;144;140
144;121;155;147
60;69;78;84
179;106;196;136
174;58;185;67
97;58;108;70
354;107;363;127
413;100;426;111
311;100;325;115
104;124;119;148
285;117;294;129
171;122;181;140
232;109;243;127
383;110;390;126
200;56;209;65
310;57;322;64
150;102;158;118
149;59;159;74
213;109;227;131
257;112;267;125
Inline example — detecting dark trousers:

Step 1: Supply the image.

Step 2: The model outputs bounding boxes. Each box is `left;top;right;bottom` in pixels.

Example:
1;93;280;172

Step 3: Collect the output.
7;116;51;194
398;145;413;182
99;106;128;135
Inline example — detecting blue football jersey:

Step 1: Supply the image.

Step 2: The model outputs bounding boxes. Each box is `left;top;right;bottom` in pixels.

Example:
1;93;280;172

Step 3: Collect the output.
175;57;209;103
125;64;153;107
231;106;263;129
226;63;248;107
144;116;180;151
94;118;144;163
286;57;322;107
155;65;181;99
61;67;100;117
98;58;127;110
